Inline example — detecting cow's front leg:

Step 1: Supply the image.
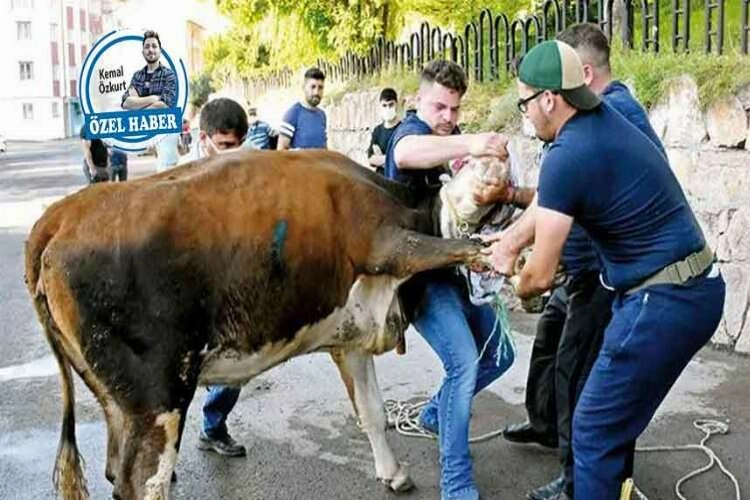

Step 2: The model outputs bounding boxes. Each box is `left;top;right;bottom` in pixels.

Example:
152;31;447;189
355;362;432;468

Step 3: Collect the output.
341;350;414;493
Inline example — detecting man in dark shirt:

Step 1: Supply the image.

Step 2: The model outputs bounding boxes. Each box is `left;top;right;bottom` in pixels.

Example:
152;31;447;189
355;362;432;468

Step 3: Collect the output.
491;40;724;499
367;88;401;175
121;30;176;110
80;125;109;183
491;24;667;500
385;60;515;500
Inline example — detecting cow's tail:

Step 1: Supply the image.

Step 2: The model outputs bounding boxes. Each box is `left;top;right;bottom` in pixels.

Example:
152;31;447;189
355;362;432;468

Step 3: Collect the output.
34;292;89;500
26;227;89;500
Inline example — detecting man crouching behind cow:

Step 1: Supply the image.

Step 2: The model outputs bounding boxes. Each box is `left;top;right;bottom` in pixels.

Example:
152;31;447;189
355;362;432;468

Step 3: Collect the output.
181;98;251;457
385;60;516;500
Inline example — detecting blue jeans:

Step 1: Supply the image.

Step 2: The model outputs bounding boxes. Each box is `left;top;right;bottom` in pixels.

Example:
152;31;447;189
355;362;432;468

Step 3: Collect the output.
414;279;515;500
202;385;241;438
573;271;725;499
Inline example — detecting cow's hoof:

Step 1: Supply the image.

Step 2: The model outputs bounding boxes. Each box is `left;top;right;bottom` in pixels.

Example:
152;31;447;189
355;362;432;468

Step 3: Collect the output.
379;465;414;493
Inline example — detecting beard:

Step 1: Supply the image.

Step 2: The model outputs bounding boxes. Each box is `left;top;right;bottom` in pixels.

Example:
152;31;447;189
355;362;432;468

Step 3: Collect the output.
144;52;159;63
306;95;321;107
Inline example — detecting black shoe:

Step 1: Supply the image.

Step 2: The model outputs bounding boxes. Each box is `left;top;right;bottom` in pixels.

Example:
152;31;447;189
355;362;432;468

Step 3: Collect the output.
503;421;558;448
171;471;177;483
197;431;247;457
527;475;565;500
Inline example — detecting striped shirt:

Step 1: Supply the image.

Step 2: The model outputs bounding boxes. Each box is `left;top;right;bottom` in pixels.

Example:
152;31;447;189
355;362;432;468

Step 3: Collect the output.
242;120;276;150
279;102;327;149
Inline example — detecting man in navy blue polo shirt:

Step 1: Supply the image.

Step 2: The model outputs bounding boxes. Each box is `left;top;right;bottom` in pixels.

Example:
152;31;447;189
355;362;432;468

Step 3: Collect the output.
278;67;327;149
491;40;725;499
489;24;669;500
385;59;515;500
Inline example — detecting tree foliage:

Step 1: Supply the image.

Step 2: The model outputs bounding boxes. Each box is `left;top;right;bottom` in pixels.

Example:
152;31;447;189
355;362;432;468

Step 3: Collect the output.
204;0;534;80
189;72;215;109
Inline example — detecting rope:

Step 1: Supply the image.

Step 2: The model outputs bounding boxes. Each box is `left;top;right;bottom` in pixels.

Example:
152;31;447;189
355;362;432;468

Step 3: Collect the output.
627;419;742;500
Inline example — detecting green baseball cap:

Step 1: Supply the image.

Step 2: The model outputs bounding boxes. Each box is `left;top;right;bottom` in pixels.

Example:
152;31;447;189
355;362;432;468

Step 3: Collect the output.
518;40;600;111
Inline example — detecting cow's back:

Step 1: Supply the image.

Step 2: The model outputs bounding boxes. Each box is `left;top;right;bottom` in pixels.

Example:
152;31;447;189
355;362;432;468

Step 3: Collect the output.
26;150;413;366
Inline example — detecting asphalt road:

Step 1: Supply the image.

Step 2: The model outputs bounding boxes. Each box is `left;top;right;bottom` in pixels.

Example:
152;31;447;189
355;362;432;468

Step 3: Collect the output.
0;140;747;500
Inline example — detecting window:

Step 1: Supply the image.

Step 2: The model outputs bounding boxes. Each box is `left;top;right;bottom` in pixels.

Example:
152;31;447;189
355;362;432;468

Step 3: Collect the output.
52;80;60;97
12;0;34;8
67;43;75;66
66;6;73;30
23;103;34;120
17;21;32;40
79;9;86;31
50;23;60;41
19;61;33;80
69;79;77;97
51;102;60;118
51;41;59;64
80;44;86;61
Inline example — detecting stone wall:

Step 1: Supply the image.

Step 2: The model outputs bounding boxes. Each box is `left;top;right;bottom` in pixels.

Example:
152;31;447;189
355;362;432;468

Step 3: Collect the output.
297;76;750;352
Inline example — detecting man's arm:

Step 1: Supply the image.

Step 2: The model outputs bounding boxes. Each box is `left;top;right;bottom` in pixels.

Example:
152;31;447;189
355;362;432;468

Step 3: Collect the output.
277;134;291;150
160;70;176;108
515;206;572;298
368;144;385;168
488;194;539;275
80;140;96;174
393;132;507;170
122;88;161;110
278;107;297;150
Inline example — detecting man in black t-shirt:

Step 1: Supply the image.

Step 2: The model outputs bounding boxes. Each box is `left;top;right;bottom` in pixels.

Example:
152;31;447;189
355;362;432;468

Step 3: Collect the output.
367;88;400;175
80;126;110;183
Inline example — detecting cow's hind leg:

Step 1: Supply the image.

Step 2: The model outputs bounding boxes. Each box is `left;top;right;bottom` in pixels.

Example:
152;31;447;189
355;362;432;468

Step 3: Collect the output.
371;229;487;278
113;410;182;500
339;350;414;493
329;348;359;419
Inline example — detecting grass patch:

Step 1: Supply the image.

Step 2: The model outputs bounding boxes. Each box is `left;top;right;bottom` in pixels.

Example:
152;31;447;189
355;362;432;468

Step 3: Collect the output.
612;49;750;109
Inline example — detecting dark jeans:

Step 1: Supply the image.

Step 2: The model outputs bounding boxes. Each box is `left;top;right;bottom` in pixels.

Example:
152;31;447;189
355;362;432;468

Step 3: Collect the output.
573;271;725;498
558;272;614;495
525;286;567;440
202;385;241;438
523;270;614;495
110;164;127;182
82;161;109;184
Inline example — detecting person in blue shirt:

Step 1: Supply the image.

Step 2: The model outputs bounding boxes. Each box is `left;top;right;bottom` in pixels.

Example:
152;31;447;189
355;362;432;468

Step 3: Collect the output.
490;40;725;500
490;24;668;500
181;98;249;458
242;107;278;150
385;60;515;500
278;67;327;149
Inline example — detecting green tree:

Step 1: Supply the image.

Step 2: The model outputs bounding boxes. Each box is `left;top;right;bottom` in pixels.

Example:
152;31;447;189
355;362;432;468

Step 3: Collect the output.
204;0;535;79
189;72;215;109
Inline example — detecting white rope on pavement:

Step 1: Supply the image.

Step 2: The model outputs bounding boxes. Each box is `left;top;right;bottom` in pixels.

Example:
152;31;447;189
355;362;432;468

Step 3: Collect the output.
383;403;741;500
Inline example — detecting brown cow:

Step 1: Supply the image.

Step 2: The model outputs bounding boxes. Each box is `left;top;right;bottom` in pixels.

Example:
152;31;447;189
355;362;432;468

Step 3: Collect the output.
25;149;488;500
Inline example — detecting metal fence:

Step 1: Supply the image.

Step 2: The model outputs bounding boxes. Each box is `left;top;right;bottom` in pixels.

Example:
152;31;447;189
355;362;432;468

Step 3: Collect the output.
245;0;750;96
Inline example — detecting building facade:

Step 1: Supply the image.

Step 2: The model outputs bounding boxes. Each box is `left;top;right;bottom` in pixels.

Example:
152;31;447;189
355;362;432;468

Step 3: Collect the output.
0;0;106;140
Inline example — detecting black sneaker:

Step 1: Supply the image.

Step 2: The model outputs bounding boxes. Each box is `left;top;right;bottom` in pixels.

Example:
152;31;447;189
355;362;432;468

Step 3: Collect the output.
197;431;247;457
527;474;565;500
503;421;558;448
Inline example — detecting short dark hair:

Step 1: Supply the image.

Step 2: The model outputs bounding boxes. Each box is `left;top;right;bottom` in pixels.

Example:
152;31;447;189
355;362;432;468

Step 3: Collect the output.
379;88;398;102
304;67;325;81
143;30;161;48
421;60;467;96
199;98;248;139
556;23;610;70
